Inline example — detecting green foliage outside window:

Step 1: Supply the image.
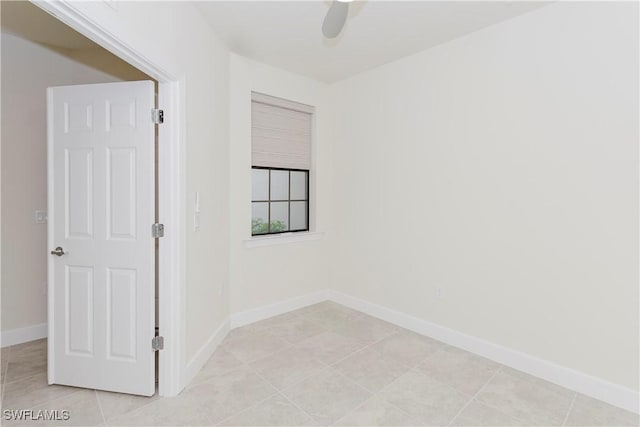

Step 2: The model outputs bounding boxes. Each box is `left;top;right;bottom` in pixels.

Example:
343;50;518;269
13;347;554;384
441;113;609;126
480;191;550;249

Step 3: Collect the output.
252;218;287;235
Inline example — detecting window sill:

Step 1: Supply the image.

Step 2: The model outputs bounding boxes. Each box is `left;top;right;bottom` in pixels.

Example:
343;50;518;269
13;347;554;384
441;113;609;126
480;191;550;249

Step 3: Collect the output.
244;231;324;248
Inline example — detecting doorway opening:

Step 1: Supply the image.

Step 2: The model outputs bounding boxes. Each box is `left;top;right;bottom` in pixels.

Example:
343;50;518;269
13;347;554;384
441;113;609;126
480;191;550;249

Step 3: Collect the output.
1;1;170;395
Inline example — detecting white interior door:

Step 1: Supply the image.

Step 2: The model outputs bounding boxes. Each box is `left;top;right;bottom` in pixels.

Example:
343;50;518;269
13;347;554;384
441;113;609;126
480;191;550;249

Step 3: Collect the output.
47;81;156;396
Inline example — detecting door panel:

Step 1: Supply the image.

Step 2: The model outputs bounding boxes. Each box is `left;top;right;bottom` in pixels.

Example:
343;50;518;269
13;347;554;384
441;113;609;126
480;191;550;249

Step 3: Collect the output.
107;268;137;361
66;266;94;356
48;81;155;396
107;148;137;240
65;148;93;239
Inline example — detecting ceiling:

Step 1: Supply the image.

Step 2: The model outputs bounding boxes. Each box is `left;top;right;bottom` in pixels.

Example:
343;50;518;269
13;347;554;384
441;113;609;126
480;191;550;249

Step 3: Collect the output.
197;1;549;83
1;1;96;50
2;1;550;83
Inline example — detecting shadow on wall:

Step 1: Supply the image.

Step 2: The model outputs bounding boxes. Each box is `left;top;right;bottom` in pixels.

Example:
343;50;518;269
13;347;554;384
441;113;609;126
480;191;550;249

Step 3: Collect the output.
1;1;149;81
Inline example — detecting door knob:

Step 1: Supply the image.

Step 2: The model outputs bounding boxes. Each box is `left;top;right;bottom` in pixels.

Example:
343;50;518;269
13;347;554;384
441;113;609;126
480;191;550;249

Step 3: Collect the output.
50;246;65;256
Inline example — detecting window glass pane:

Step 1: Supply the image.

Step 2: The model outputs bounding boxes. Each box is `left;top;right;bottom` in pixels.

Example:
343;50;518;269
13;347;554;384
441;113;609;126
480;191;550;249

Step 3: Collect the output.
270;170;289;200
252;169;269;201
270;202;289;232
290;201;307;231
290;171;307;200
251;202;269;235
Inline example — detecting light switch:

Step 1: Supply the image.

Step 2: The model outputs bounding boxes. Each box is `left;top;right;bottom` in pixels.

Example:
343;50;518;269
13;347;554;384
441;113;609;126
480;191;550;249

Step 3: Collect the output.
195;191;200;213
35;210;48;224
193;212;200;231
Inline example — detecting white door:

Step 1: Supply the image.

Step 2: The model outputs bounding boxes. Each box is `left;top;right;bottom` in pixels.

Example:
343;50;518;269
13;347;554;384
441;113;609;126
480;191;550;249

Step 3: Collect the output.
47;81;156;396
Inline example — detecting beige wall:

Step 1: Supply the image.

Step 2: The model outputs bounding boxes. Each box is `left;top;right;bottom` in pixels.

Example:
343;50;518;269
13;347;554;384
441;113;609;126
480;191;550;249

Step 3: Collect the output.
229;55;333;315
0;31;148;333
330;1;638;391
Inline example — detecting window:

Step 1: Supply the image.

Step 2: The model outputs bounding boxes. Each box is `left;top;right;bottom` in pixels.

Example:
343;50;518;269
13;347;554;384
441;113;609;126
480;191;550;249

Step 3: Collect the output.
251;92;313;236
251;167;309;235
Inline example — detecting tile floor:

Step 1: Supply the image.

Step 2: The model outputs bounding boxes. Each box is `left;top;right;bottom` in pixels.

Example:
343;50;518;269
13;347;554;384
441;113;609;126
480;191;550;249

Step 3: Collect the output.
1;301;638;426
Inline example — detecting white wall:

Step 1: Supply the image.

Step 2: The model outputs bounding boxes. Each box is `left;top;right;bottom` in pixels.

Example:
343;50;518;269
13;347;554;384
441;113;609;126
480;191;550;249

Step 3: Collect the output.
330;1;638;391
0;32;148;335
229;55;333;315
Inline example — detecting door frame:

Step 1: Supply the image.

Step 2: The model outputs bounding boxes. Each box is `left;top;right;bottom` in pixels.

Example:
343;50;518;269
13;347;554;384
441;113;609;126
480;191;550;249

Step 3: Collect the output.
36;0;185;396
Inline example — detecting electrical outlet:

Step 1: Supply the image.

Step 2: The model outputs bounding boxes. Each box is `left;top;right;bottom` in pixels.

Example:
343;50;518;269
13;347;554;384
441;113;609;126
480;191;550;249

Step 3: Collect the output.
35;210;48;224
435;287;443;298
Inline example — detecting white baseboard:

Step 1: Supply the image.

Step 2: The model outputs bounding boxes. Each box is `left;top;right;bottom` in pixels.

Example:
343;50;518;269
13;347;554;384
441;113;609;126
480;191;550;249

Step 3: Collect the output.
327;290;639;415
0;323;48;348
182;318;230;388
229;290;331;329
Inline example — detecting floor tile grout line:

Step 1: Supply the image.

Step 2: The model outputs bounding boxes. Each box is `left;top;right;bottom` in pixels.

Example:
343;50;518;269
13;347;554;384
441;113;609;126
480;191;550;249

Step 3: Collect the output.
352;365;452;426
376;362;478;426
1;350;9;401
261;363;333;396
328;366;431;426
242;313;328;339
469;395;532;426
235;303;399;372
376;397;420;425
500;366;577;400
100;392;163;426
2;369;51;389
250;363;323;424
241;315;403;426
210;368;305;426
251;307;361;340
334;340;428;424
325;337;384;368
453;366;532;427
203;412;216;427
252;301;363;329
322;327;405;369
446;365;503;427
491;366;580;424
0;343;56;410
254;349;331;374
561;392;577;427
308;367;376;426
339;326;431;377
212;389;280;426
329;392;380;427
329;362;431;425
331;366;376;397
277;322;397;372
276;390;324;426
94;389;107;426
10;387;88;414
188;362;252;391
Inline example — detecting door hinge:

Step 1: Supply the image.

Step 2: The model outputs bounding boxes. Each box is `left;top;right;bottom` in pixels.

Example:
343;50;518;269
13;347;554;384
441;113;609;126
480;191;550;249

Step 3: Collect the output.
152;336;164;351
152;223;165;238
152;109;164;124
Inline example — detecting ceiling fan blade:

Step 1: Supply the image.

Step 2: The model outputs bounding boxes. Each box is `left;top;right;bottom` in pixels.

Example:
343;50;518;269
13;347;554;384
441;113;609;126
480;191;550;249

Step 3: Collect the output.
322;1;349;39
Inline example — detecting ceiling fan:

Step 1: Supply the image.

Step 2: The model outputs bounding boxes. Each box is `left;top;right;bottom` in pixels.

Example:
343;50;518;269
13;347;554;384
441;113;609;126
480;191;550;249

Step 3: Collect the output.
322;0;353;39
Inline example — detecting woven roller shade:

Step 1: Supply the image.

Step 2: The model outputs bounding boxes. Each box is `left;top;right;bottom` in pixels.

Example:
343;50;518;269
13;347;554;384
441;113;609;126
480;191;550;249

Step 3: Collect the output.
252;92;313;170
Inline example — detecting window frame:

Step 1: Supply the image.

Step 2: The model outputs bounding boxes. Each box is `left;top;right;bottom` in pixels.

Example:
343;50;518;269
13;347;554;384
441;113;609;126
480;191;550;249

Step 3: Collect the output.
251;166;310;236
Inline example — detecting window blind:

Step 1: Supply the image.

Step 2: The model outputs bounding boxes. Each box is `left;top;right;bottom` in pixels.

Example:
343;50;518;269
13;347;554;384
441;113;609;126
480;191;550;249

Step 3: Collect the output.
251;92;313;170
